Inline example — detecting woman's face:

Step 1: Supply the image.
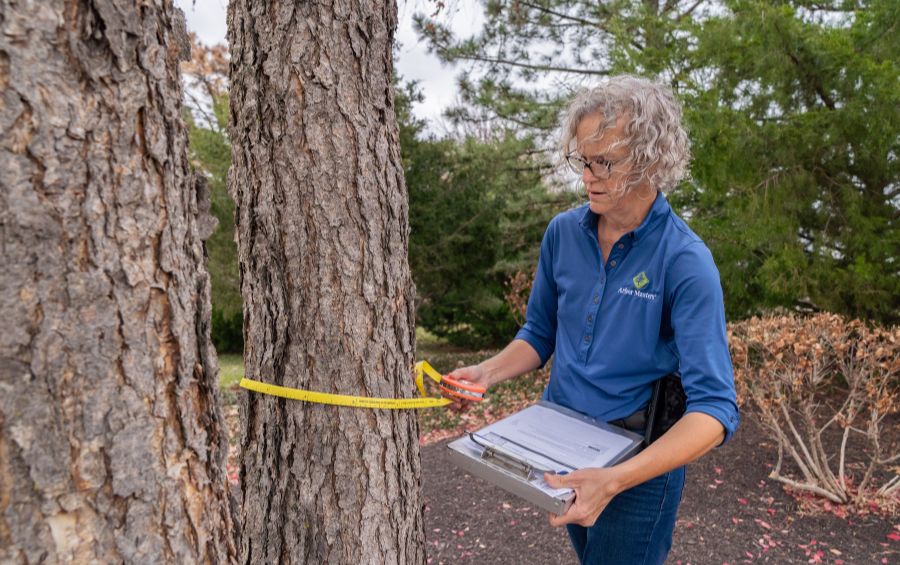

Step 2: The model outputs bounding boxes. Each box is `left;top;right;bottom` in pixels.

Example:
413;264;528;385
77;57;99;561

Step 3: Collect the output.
575;112;639;217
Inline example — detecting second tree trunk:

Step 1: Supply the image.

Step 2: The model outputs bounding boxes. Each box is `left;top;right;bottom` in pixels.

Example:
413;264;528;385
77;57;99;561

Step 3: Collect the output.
228;1;425;563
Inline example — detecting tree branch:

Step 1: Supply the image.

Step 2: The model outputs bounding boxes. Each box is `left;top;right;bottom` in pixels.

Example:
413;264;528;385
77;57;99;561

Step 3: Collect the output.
441;50;611;76
769;472;847;504
515;0;645;51
676;0;706;21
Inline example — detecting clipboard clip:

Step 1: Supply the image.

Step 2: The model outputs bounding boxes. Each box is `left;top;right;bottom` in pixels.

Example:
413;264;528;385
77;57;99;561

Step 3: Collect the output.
468;433;558;481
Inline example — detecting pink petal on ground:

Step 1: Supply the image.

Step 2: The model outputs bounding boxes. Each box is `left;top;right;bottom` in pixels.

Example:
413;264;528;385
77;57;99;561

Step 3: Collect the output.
738;498;748;505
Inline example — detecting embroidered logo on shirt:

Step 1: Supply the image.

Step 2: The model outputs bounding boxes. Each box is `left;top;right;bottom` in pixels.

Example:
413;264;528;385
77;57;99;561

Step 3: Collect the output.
618;287;658;301
633;271;650;290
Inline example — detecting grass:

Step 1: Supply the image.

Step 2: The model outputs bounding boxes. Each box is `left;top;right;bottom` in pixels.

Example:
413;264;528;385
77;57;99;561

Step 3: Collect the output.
214;330;550;438
218;353;245;388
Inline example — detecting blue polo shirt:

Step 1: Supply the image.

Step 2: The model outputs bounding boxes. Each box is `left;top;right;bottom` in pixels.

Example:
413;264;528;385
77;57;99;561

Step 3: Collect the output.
515;192;739;443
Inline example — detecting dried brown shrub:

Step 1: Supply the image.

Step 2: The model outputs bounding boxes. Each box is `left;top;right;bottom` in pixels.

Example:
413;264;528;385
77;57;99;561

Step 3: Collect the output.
730;313;899;506
504;270;533;326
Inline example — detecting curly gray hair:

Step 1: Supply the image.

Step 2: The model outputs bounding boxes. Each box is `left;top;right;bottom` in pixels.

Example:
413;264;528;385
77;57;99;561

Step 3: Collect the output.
559;75;692;194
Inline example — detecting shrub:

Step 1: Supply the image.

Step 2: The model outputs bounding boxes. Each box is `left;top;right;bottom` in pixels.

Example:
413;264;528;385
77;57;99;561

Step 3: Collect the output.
211;308;243;354
730;313;899;505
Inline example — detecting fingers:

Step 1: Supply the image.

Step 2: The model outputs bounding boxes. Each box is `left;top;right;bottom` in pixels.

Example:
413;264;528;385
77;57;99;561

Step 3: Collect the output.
548;511;570;528
547;509;598;528
446;365;484;385
442;365;486;409
543;471;575;489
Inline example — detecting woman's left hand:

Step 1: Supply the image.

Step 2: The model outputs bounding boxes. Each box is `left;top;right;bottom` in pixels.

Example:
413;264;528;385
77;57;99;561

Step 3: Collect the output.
543;468;624;527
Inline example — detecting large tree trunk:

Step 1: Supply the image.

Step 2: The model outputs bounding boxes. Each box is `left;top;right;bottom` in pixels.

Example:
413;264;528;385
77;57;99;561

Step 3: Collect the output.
228;1;425;563
0;1;236;562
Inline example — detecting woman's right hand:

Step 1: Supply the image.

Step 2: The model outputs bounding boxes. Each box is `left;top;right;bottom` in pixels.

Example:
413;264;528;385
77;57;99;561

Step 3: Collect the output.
439;339;541;411
444;364;490;410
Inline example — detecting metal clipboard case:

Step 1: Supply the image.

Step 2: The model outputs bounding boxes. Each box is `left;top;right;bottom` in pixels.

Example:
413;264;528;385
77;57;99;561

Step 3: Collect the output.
447;401;644;514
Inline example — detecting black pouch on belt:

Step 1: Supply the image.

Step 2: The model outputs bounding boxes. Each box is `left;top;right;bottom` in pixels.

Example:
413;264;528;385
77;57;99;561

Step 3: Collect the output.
643;373;687;447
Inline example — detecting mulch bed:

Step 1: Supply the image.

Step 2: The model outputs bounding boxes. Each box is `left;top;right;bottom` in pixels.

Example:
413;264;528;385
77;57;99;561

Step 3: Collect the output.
222;396;898;564
421;414;899;564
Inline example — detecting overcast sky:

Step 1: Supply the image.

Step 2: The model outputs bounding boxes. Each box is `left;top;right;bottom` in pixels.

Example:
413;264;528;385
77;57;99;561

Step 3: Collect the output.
175;0;482;128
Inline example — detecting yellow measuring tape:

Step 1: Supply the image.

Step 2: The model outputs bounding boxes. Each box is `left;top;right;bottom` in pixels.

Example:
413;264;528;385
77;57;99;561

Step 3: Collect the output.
238;361;453;409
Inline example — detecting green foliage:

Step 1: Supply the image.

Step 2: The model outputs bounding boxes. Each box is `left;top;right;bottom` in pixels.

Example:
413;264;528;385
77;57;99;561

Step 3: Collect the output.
398;81;578;347
680;1;899;322
218;353;246;388
417;0;899;324
184;93;244;352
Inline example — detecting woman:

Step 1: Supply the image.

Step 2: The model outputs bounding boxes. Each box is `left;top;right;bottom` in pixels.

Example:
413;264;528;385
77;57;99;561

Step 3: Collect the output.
448;75;739;564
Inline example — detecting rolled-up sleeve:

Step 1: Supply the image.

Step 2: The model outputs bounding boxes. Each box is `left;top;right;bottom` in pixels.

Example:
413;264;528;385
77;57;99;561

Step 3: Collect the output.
667;242;740;444
514;220;558;366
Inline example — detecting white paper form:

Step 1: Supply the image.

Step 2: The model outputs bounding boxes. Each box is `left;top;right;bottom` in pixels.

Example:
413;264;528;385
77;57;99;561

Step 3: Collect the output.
477;404;635;472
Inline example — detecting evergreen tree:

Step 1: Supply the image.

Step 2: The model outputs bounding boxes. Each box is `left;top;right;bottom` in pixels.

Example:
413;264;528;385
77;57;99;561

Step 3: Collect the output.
183;39;243;352
398;82;578;346
416;0;899;322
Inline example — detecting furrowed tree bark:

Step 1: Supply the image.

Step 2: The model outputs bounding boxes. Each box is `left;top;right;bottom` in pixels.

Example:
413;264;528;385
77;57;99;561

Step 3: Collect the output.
0;1;236;562
228;1;425;563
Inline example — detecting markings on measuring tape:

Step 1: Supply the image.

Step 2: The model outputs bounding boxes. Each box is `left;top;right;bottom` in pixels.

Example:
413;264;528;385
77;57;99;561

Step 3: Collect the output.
239;361;463;409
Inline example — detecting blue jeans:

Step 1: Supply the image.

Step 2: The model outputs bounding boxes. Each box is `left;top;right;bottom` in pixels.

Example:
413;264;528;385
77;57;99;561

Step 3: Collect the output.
566;466;686;565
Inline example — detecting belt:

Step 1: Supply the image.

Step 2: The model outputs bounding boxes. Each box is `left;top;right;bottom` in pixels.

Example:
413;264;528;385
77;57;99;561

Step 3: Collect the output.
608;407;647;433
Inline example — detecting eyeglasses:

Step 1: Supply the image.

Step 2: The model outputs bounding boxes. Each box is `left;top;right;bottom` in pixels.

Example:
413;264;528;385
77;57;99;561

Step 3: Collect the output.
565;152;626;179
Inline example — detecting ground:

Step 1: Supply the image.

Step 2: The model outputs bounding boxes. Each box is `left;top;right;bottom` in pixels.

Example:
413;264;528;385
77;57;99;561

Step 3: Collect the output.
420;415;898;565
221;343;899;564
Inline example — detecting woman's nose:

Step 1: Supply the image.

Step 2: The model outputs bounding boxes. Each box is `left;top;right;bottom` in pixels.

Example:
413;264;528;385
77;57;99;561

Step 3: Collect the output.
582;165;598;183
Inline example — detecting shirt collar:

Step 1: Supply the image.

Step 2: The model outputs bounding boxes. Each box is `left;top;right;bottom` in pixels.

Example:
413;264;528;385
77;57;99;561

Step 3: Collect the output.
579;191;671;242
